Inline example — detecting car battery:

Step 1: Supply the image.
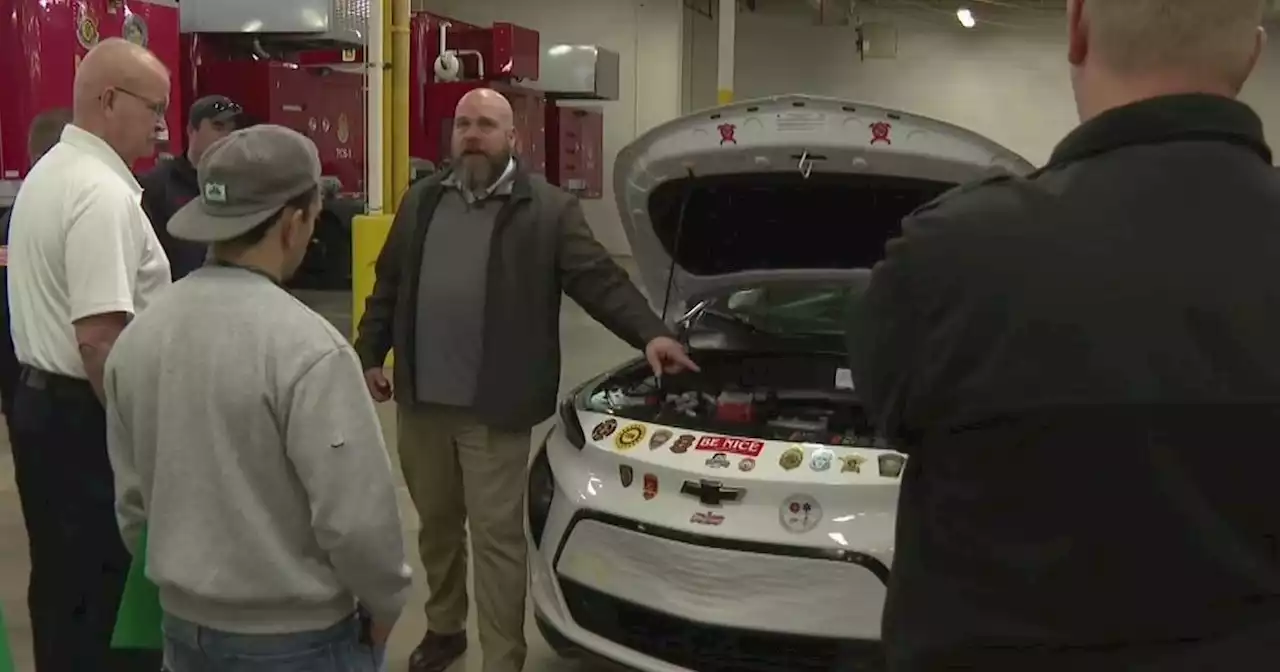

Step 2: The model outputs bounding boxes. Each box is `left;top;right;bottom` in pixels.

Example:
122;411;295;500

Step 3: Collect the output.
714;391;754;423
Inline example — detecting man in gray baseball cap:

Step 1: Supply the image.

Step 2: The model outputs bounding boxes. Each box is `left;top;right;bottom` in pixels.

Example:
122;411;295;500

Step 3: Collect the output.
104;124;411;670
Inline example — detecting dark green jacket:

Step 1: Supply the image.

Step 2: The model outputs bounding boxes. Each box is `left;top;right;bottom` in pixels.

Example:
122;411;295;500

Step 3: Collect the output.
354;168;669;429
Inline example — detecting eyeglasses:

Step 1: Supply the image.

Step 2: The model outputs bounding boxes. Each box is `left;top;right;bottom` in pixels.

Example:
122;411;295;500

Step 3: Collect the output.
107;87;168;117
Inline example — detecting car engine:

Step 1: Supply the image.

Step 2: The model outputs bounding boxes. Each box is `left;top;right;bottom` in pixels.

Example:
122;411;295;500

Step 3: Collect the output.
584;352;885;447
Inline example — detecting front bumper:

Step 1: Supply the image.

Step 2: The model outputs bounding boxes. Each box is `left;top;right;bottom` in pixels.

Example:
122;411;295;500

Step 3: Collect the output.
530;508;887;672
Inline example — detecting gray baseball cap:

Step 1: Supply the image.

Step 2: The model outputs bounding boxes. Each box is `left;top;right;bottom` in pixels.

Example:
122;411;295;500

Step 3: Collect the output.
168;124;322;243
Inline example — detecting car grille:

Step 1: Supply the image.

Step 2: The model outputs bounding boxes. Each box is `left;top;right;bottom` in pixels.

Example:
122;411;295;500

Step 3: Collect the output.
560;578;885;672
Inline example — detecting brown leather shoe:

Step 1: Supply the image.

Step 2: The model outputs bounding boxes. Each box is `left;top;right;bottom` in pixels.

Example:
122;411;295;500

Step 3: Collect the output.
408;631;468;672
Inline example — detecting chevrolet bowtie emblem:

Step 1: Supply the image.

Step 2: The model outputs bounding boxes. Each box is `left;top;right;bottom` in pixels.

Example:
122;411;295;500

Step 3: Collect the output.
680;479;745;507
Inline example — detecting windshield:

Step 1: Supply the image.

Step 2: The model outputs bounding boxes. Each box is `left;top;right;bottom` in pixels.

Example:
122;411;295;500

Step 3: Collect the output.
705;280;868;336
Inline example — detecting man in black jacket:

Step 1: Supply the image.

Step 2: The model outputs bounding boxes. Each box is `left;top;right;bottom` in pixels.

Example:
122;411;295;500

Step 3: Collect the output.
849;1;1280;671
139;95;242;279
0;108;72;427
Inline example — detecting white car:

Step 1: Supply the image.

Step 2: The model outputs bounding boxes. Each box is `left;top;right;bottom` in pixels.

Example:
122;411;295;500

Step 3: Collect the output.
527;94;1033;672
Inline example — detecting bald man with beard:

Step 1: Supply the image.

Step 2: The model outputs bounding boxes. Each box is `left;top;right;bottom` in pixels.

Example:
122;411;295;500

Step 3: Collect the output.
6;37;170;671
356;88;697;672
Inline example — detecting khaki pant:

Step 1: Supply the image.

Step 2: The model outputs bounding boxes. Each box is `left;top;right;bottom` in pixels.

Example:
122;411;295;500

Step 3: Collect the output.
398;403;530;672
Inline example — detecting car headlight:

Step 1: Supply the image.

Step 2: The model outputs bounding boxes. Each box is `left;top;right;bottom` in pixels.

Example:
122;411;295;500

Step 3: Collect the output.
527;445;554;548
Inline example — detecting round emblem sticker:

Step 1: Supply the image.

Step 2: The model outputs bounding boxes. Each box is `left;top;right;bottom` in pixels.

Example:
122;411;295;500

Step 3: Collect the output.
590;418;617;441
810;448;834;472
738;458;756;472
779;446;804;471
672;434;696;454
779;494;822;534
76;11;100;50
614;423;646;451
649;429;672;450
122;14;148;47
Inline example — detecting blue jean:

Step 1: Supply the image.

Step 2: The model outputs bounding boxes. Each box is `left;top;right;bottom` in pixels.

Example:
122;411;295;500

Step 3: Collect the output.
162;613;387;671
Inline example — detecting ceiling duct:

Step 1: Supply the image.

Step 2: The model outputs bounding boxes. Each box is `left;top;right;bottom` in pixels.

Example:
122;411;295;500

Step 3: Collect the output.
810;0;856;26
179;0;368;48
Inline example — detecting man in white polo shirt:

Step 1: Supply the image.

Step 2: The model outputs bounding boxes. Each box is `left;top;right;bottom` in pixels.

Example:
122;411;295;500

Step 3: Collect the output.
6;37;170;672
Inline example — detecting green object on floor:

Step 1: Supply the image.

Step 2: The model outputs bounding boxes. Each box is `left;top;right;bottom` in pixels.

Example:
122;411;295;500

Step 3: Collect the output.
0;602;16;672
111;526;164;650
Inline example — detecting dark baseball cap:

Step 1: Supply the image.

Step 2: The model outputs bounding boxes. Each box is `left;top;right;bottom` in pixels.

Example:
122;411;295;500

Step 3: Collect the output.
188;95;242;127
167;125;322;243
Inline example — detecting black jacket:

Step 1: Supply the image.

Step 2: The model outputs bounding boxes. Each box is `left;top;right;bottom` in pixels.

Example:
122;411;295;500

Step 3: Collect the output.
850;94;1280;671
0;209;17;418
139;155;209;280
355;167;669;430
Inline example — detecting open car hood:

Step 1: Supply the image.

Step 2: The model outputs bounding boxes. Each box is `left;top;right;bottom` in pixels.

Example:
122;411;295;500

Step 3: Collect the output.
614;94;1035;317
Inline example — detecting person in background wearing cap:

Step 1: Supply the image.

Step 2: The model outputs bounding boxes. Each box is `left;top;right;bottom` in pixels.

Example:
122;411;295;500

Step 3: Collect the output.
0;108;71;435
6;38;170;672
139;94;243;279
105;124;411;670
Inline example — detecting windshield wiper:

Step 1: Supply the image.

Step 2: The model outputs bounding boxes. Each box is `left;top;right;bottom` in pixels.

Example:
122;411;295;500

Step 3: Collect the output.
701;308;772;334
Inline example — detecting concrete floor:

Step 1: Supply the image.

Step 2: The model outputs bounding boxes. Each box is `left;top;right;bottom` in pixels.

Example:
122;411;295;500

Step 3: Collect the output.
0;283;646;671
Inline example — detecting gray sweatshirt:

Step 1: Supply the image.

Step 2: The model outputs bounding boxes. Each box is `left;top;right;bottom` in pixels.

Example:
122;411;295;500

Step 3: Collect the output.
105;265;412;634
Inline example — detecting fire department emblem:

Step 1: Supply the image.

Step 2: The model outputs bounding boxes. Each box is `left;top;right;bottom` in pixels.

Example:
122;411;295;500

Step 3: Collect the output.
614;423;647;451
869;121;893;145
123;14;148;48
337;113;350;144
76;10;100;50
717;123;738;145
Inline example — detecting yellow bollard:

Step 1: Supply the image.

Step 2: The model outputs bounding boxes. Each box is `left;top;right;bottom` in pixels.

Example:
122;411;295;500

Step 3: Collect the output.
351;213;395;368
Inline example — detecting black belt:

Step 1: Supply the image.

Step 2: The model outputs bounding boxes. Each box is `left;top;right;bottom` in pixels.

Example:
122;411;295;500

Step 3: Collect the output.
19;366;93;397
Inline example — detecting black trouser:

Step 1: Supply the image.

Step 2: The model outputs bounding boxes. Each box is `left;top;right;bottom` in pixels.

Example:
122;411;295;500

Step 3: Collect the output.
9;367;162;671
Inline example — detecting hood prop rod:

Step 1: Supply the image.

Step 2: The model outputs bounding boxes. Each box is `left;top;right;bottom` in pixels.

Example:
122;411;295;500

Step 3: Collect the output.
657;167;698;383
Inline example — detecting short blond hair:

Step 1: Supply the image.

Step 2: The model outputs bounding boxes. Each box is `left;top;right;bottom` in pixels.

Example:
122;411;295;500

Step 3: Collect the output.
1086;0;1266;75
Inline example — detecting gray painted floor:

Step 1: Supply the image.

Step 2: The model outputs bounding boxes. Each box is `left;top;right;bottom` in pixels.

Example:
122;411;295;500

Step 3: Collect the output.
0;263;652;671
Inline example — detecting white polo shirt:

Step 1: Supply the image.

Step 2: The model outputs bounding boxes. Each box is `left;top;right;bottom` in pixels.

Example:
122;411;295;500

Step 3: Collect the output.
7;125;172;379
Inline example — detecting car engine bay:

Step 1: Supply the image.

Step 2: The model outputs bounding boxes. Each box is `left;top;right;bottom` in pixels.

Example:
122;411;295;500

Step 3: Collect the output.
584;351;886;447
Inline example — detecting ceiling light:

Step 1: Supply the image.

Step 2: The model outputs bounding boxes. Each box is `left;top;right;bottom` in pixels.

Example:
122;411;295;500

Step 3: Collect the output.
957;8;976;28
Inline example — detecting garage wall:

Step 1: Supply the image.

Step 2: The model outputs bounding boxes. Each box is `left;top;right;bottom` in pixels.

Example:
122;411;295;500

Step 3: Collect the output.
418;0;684;254
684;1;1280;166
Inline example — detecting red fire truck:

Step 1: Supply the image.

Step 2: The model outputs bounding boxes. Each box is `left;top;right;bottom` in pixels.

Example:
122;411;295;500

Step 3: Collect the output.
0;0;615;290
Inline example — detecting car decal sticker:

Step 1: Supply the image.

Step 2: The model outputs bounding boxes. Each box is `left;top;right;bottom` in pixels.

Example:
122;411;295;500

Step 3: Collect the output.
879;453;907;478
671;434;696;454
738;457;756;472
649;429;672;450
614;423;647;451
618;464;634;487
839;455;867;474
779;446;804;470
691;511;725;526
695;435;765;458
591;418;617;441
643;474;658;500
704;452;731;469
810;448;834;472
779;494;822;534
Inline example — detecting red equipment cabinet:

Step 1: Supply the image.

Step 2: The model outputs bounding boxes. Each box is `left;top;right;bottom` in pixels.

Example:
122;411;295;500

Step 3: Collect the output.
411;14;546;176
546;106;604;199
183;36;366;197
0;0;183;199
